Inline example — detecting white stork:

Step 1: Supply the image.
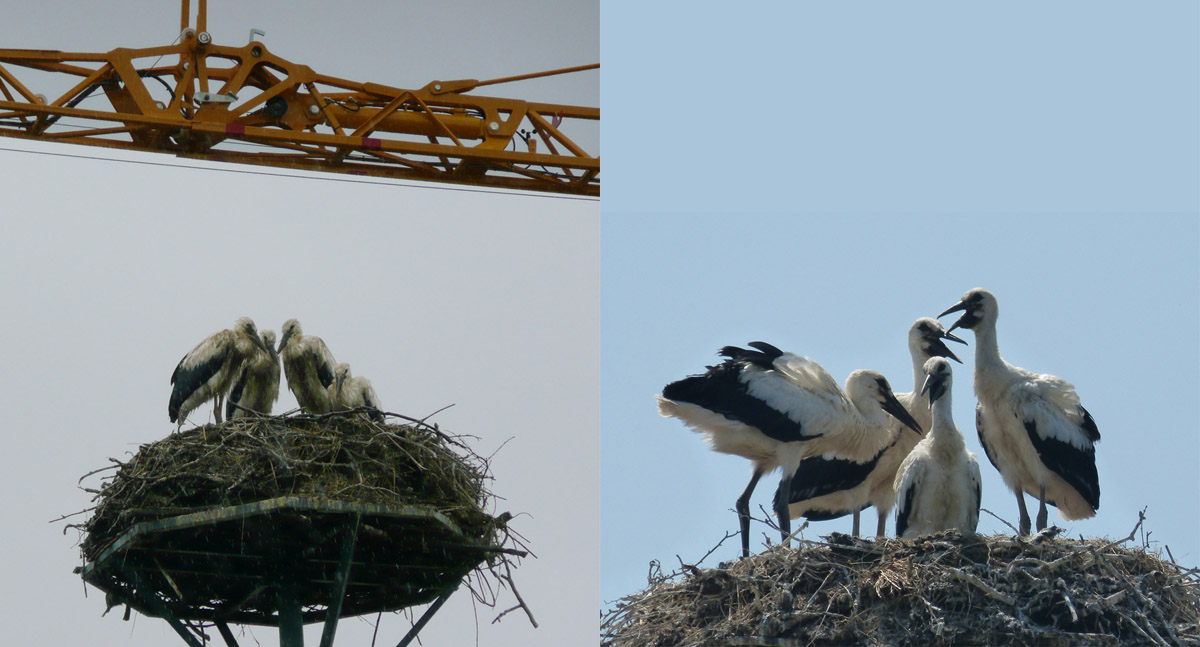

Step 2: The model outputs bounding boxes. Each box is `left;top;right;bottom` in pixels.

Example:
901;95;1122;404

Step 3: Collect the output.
893;357;982;538
327;363;384;422
169;317;270;429
277;318;338;414
226;329;281;419
657;342;923;557
780;317;965;536
940;288;1100;535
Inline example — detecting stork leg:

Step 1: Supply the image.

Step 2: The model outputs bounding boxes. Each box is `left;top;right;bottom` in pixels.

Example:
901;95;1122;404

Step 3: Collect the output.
774;471;792;550
1015;490;1031;536
1035;485;1049;532
735;468;765;558
876;510;888;538
851;510;860;537
213;393;224;425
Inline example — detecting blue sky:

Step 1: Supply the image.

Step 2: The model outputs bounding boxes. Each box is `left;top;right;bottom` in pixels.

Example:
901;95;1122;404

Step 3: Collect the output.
601;214;1198;605
599;1;1199;608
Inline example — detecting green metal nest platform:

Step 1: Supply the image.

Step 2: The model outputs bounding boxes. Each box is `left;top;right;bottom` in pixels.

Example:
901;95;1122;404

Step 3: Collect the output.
80;496;508;647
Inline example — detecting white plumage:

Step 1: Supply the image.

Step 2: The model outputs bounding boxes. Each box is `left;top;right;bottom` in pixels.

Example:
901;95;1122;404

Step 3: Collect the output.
782;317;964;536
277;319;338;414
226;329;281;419
658;342;923;557
327;362;384;422
169;317;270;429
940;288;1100;535
893;357;982;538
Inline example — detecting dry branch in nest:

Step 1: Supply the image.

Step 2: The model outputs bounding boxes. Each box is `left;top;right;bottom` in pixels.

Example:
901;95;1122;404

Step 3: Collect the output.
603;523;1200;647
70;410;534;626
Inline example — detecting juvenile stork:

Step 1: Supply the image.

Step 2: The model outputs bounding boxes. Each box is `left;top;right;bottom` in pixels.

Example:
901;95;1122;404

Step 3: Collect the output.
169;317;270;429
780;318;965;536
277;318;338;414
226;329;281;419
893;357;982;538
327;363;384;422
940;288;1100;535
658;342;922;557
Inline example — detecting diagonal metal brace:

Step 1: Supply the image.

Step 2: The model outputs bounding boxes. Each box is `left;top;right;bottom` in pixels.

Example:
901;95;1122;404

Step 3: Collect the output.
318;513;361;647
394;584;457;647
116;564;206;647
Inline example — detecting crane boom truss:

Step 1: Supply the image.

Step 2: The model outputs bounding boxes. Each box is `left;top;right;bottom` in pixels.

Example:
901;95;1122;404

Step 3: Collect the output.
0;16;598;195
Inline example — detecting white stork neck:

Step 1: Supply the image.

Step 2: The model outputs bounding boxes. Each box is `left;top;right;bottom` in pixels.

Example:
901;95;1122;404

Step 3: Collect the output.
929;393;965;455
971;320;1006;384
910;351;927;397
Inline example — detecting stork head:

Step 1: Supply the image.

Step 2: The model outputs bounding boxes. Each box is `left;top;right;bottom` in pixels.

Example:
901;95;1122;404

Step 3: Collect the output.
234;317;270;355
334;362;351;389
234;317;259;338
920;356;953;406
908;317;966;363
278;318;301;352
938;288;997;335
260;329;278;358
846;370;924;435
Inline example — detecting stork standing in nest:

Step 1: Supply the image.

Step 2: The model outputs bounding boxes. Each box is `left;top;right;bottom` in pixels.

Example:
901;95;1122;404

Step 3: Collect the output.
939;288;1100;535
893;356;982;538
780;317;964;536
658;342;922;557
277;318;338;414
226;328;280;419
169;317;271;429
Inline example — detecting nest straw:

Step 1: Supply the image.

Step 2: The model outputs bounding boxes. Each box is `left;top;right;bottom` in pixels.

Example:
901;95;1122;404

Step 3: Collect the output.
71;410;534;626
603;519;1200;647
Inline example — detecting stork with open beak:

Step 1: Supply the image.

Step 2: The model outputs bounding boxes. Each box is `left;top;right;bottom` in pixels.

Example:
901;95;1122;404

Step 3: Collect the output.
939;288;1100;535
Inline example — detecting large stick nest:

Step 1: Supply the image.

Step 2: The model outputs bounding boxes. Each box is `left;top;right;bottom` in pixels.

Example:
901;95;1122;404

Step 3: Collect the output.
71;411;538;628
80;412;505;561
603;524;1200;647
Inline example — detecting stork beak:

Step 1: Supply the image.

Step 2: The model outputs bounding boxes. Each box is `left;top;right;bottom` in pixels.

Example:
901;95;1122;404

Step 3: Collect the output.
882;392;924;435
938;301;967;319
276;331;289;353
921;371;949;406
933;329;968;363
938;300;970;335
925;334;963;364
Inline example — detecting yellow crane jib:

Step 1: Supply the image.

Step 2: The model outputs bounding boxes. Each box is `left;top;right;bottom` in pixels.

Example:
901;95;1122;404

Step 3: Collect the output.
0;3;598;195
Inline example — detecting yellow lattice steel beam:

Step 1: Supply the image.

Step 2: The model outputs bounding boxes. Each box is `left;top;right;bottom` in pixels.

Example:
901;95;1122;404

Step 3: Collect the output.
0;3;598;195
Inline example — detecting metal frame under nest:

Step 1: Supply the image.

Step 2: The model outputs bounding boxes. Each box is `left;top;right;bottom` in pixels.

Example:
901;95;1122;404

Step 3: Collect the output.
80;496;507;647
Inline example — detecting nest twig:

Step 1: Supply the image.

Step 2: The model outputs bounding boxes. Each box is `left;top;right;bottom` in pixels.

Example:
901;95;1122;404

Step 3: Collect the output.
603;518;1200;647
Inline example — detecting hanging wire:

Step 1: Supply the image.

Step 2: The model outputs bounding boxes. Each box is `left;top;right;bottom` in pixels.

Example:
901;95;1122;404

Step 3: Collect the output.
0;144;597;201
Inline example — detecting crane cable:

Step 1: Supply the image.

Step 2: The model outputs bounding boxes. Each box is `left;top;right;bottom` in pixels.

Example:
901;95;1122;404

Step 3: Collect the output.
0;144;598;201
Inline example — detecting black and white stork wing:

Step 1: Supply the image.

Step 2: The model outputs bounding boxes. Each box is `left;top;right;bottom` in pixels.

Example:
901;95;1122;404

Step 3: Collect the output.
721;343;779;370
781;447;887;519
226;366;250;419
892;452;925;538
660;358;819;443
311;339;338;388
361;380;384;422
168;331;232;422
1010;381;1101;512
771;353;852;412
967;452;982;532
975;403;1002;473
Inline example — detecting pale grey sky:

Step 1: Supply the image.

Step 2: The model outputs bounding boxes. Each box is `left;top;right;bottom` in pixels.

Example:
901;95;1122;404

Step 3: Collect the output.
0;1;597;645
